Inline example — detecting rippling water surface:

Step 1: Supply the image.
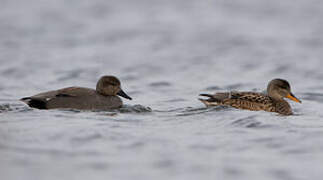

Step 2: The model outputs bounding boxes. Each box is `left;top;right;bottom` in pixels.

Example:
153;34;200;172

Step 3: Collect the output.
1;0;323;179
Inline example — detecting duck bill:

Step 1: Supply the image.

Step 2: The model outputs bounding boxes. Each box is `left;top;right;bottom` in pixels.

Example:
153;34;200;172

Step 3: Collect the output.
286;93;302;103
117;89;132;100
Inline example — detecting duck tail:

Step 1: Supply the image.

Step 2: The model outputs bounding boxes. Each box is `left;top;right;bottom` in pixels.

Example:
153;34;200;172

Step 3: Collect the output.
199;94;214;98
20;97;47;109
20;97;31;103
199;92;231;107
198;93;222;107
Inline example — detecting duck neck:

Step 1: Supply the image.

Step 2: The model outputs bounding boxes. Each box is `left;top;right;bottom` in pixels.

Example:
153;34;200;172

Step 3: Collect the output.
96;88;104;96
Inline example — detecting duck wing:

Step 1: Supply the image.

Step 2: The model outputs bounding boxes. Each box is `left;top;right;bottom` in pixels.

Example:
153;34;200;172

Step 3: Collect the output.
199;91;275;111
199;92;231;106
20;87;95;109
223;92;274;111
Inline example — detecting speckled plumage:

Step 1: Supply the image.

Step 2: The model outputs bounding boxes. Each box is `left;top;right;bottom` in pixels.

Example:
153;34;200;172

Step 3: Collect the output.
199;79;301;115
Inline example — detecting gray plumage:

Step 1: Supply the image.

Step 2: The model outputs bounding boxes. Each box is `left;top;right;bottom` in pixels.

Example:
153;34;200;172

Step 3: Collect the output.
21;76;132;110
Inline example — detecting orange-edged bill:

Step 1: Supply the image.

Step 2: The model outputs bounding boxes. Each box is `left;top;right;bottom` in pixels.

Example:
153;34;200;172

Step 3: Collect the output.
286;93;302;103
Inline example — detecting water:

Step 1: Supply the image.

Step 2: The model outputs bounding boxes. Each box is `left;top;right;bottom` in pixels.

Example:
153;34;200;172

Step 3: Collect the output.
1;0;323;179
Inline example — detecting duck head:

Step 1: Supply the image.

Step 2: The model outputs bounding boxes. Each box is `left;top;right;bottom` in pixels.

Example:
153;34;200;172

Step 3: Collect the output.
267;79;301;103
96;76;132;100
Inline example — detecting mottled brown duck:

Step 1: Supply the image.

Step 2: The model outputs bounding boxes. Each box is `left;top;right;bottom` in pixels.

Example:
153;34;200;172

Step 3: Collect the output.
21;75;132;110
199;79;301;115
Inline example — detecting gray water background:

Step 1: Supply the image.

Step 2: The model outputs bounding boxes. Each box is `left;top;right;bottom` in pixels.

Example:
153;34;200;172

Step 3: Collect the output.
1;0;323;179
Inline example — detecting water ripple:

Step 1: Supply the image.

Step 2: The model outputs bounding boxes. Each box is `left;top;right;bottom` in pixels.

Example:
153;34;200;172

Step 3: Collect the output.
230;115;263;128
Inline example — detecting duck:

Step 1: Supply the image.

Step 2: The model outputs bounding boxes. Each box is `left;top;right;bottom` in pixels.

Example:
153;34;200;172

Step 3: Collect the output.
199;79;301;115
20;75;132;110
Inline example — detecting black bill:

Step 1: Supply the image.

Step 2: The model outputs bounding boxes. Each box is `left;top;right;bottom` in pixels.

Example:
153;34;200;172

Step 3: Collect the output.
117;89;132;100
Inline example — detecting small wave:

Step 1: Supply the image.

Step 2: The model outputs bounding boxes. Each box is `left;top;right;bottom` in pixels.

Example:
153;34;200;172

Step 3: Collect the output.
171;106;228;116
224;83;248;90
149;81;172;87
153;159;175;169
0;143;100;157
4;103;152;114
204;85;222;91
70;133;104;144
301;92;323;103
162;98;186;103
52;105;152;115
0;103;31;113
230;115;263;128
56;69;83;81
117;104;152;113
189;144;217;151
0;104;11;112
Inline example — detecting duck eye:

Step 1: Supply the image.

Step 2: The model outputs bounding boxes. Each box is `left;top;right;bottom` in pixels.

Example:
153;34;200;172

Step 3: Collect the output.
102;81;116;86
277;85;287;89
109;82;118;86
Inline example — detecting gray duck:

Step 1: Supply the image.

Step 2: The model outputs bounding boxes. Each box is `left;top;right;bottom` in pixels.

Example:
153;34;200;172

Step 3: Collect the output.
21;75;132;110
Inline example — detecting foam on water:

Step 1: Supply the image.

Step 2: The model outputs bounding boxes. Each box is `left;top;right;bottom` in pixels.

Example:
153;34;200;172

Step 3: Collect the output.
1;0;323;180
